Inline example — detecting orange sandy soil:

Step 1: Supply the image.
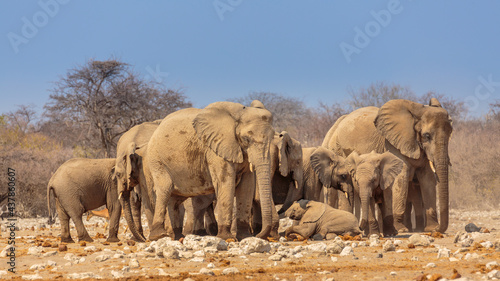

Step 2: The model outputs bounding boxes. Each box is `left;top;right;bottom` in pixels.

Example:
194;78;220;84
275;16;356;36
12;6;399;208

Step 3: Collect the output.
1;209;499;281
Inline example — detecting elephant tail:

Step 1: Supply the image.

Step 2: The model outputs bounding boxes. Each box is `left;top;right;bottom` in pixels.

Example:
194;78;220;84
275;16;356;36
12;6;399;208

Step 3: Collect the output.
47;184;55;225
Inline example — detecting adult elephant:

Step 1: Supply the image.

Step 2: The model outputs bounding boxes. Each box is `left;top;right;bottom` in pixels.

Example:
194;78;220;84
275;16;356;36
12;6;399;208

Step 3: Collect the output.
115;121;160;241
252;131;303;236
323;98;452;233
143;100;275;241
278;146;353;214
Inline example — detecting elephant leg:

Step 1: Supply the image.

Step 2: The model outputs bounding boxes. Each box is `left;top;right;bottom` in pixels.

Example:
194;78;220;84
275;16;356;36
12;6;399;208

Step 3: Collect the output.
391;165;413;233
380;187;397;237
149;173;173;241
131;191;144;237
57;199;74;243
415;166;439;232
368;197;380;236
167;195;186;240
204;203;218;236
285;224;315;240
403;202;413;232
235;171;257;240
71;213;93;243
182;198;196;235
106;201;121;243
251;199;262;235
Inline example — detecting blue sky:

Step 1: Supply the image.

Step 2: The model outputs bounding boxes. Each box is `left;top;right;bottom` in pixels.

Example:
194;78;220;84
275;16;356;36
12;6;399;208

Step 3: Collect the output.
1;1;499;117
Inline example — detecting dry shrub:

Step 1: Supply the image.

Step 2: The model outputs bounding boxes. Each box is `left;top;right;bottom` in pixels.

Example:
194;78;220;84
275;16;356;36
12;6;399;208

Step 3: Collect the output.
449;118;500;209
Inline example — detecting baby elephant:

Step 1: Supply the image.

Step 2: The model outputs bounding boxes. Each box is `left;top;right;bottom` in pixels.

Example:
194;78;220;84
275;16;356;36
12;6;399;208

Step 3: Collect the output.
47;158;121;243
284;199;361;240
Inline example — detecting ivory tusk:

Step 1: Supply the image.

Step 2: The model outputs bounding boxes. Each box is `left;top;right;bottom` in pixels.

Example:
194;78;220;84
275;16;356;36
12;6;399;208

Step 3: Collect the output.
250;163;255;173
429;161;436;174
118;192;122;200
344;191;348;199
294;180;299;189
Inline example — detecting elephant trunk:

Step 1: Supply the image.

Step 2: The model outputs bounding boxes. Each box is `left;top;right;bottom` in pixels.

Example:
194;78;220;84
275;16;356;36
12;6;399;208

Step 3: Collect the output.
120;191;146;242
253;157;273;239
278;178;303;215
342;182;355;213
435;153;449;233
359;189;370;232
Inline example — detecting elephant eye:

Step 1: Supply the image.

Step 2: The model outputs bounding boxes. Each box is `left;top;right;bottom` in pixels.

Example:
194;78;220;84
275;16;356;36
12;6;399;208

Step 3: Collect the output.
422;133;431;142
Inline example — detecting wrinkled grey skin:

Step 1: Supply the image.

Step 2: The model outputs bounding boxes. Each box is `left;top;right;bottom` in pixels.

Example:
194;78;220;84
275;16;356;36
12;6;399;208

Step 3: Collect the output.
284;199;361;240
47;158;121;243
346;151;403;237
278;146;353;214
323;99;453;233
146;101;275;241
252;131;303;237
183;194;217;236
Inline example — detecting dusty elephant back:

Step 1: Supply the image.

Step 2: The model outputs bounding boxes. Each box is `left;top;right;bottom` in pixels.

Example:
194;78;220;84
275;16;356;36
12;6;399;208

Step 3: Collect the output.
324;107;386;157
116;121;160;154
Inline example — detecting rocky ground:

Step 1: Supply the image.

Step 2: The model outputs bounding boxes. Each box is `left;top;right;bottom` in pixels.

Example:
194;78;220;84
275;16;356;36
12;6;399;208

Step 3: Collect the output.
1;209;499;281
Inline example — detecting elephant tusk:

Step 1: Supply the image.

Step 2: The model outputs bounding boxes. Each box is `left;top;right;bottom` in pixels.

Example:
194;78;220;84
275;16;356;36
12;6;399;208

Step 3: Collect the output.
429;161;436;174
344;191;348;199
250;163;255;173
294;180;299;189
118;192;123;200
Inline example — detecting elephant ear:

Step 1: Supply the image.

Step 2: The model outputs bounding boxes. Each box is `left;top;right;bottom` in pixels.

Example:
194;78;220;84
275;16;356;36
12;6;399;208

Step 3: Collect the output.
125;142;141;189
374;99;425;160
429;98;442;107
310;147;339;188
301;200;326;223
345;151;361;178
193;106;244;163
250;100;266;109
378;152;403;190
277;131;292;177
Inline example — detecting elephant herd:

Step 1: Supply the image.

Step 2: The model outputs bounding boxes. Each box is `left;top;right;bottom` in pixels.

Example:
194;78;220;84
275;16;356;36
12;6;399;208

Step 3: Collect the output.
47;98;452;243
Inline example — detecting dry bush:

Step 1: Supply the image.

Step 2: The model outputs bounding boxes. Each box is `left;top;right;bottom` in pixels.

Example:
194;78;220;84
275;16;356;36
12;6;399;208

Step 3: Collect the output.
449;119;500;209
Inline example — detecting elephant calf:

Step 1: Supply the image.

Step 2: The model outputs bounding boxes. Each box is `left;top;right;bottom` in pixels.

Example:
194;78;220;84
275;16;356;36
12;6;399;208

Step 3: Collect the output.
47;158;122;243
284;199;361;240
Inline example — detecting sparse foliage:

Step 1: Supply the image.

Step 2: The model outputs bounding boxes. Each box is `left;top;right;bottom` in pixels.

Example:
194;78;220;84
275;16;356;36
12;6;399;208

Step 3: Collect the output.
347;82;417;109
44;58;191;157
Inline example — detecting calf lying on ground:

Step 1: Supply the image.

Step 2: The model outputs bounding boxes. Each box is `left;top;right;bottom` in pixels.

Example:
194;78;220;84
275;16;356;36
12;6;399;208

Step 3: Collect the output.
284;199;361;240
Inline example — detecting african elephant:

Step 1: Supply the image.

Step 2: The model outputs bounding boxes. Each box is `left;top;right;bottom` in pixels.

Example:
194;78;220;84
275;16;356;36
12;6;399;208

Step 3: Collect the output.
47;158;121;243
183;194;218;236
284;199;361;240
143;100;275;241
323;98;452;233
251;131;303;236
345;151;403;236
115;121;160;241
278;146;353;214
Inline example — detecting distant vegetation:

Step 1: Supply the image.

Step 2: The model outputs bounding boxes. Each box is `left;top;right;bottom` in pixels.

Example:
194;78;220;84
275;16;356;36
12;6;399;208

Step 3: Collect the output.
1;58;498;217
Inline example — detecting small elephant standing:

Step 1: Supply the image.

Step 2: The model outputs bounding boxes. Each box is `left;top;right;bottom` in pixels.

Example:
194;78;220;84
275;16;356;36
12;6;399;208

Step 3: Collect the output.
284;199;361;240
47;158;121;243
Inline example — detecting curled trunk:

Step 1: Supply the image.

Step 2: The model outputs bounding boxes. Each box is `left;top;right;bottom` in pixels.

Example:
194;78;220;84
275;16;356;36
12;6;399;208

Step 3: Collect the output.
278;179;303;215
120;192;146;242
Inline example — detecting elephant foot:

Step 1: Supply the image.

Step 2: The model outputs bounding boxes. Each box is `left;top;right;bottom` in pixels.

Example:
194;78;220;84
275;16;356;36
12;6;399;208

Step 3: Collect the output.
217;225;236;241
424;223;440;233
149;228;169;241
106;237;120;243
61;237;75;243
193;229;209;236
252;223;262;235
392;221;409;233
382;216;398;237
236;220;253;241
207;223;218;236
78;235;94;243
414;215;425;232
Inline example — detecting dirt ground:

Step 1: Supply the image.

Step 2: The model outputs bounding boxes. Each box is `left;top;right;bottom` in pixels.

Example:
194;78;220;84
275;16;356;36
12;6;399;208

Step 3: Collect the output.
1;209;499;281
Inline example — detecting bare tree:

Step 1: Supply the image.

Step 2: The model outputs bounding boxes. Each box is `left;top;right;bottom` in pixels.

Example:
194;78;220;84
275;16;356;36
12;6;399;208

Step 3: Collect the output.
347;81;417;109
6;104;38;134
44;58;192;157
418;91;468;121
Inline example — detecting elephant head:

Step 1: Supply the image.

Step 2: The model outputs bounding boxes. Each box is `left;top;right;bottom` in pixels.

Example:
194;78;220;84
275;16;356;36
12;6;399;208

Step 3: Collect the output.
273;131;304;214
114;142;145;241
374;98;453;232
346;151;403;232
285;199;325;223
193;100;275;238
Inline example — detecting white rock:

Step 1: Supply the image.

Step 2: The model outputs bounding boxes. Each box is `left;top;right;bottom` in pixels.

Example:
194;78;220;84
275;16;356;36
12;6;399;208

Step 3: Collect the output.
64;253;77;261
207;263;215;268
67;272;101;279
189;257;205;262
179;251;194;259
228;247;243;256
393;240;403;246
29;264;46;270
0;245;12;257
193;250;205;257
129;259;140;268
340;246;353;256
487;270;500;280
481;241;493;249
75;257;86;264
183;235;228;251
42;251;57;257
222;267;240;275
425;263;436;268
161;246;179;259
84;245;97;252
437;248;451;258
27;246;43;256
390;272;397;276
200;268;215;276
113;253;124;259
326;243;344;254
95;254;111;262
0;270;8;276
122;266;130;272
449;257;459;262
269;254;282;261
306;243;327;253
47;260;57;267
111;270;124;278
409;234;431;247
157;268;168;276
486;261;499;270
22;274;43;280
239;237;271;254
383;241;395;252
